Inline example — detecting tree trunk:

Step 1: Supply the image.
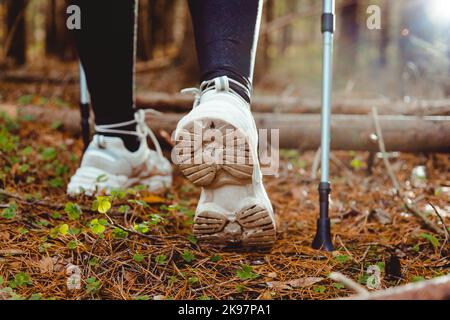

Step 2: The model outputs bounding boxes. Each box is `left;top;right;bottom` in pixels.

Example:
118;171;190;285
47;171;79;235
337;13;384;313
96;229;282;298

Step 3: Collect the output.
45;0;76;61
338;0;359;78
5;0;27;66
137;0;153;61
2;104;449;153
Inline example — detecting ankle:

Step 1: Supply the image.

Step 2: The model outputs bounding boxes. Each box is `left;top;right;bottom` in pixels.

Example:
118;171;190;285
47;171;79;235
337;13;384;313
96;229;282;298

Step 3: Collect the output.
96;123;140;152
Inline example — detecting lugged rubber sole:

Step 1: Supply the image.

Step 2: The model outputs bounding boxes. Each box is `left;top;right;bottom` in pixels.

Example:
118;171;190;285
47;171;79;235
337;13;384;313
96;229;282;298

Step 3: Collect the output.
176;118;276;249
177;119;253;188
193;203;276;249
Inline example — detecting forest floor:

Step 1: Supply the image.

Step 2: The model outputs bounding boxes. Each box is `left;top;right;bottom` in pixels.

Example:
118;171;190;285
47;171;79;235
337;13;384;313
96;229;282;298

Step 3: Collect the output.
0;69;449;300
0;111;449;300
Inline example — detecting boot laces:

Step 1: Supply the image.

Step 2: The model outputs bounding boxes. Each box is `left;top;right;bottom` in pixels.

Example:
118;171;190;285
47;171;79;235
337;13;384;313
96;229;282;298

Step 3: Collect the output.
94;109;164;157
180;76;250;108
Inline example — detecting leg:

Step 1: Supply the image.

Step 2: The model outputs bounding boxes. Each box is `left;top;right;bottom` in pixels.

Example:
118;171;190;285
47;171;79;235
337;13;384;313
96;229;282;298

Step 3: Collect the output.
188;0;262;102
175;0;276;249
67;1;172;195
69;0;139;151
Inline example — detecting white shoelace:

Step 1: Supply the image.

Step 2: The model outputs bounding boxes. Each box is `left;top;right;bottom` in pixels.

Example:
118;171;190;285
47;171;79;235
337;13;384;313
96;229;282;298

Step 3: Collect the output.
181;76;251;107
95;109;164;157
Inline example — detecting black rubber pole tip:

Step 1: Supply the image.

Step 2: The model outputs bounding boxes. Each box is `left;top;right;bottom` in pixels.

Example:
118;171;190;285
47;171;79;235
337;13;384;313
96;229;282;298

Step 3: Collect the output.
312;218;334;251
312;182;335;251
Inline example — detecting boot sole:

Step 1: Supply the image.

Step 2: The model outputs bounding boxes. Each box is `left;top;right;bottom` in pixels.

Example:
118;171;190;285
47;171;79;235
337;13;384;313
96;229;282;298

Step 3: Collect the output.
175;118;276;249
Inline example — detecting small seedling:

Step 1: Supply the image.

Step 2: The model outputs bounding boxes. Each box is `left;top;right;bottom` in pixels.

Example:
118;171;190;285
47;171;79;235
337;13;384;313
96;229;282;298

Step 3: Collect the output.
236;264;259;280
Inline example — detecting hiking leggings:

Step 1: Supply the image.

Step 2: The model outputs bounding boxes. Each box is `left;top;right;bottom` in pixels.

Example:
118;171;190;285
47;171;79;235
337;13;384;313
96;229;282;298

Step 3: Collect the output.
69;0;262;129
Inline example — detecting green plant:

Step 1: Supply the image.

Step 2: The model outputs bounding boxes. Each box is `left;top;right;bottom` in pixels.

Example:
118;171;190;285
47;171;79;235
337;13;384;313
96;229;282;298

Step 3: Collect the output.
155;254;167;265
85;277;101;294
64;202;82;220
420;233;439;248
236;264;259;280
89;219;108;235
112;227;129;239
2;203;17;219
92;196;112;214
133;253;145;263
181;250;195;263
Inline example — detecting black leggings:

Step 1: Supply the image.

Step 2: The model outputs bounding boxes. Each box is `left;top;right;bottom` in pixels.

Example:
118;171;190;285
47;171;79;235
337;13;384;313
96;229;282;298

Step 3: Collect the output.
69;0;261;150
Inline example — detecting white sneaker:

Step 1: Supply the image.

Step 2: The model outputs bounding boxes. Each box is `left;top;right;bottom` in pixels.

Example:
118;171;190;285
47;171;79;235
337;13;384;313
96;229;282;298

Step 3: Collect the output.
174;76;276;249
67;110;172;196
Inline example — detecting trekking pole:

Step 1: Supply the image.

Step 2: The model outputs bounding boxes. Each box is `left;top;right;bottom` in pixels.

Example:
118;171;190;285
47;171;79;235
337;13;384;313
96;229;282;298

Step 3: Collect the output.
79;62;90;152
312;0;335;251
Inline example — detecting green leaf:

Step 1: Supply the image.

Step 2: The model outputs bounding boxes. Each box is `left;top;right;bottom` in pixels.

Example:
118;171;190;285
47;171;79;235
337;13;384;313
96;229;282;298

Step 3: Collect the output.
334;254;350;264
2;203;17;219
210;254;222;263
313;285;327;293
118;205;130;214
332;282;345;289
187;234;198;244
188;276;199;285
133;253;145;263
58;224;69;236
96;196;111;214
13;272;32;287
412;276;425;282
64;202;82;220
40;147;57;161
29;293;42;300
85;277;100;294
112;227;129;239
0;276;4;286
88;257;99;267
134;295;150;300
133;222;149;234
236;264;259;280
67;240;78;250
350;158;363;170
155;254;167;265
89;219;106;235
420;233;440;248
49;177;64;188
181;250;195;263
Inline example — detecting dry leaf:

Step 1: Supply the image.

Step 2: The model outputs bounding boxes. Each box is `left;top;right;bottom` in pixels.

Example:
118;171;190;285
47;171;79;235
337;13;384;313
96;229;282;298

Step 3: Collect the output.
143;194;166;204
267;272;278;279
38;256;54;274
257;290;273;300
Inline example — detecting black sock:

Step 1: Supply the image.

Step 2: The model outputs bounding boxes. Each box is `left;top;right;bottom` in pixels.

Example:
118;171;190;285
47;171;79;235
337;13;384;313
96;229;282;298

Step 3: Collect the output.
96;122;140;153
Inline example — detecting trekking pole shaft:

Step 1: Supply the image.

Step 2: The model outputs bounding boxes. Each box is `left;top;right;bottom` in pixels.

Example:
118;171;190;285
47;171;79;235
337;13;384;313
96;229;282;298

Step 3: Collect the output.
320;0;334;185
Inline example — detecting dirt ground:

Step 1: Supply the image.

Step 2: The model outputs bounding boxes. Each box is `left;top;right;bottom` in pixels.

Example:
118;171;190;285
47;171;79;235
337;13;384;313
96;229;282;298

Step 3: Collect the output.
0;106;448;300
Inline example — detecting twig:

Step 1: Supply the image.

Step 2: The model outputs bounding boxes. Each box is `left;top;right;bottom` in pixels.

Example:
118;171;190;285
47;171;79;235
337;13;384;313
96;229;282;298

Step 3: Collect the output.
329;272;369;296
371;108;444;236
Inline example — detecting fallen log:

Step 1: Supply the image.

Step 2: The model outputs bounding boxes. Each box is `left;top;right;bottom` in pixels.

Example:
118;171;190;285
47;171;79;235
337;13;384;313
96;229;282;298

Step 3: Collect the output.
1;104;450;152
343;274;450;300
136;91;450;116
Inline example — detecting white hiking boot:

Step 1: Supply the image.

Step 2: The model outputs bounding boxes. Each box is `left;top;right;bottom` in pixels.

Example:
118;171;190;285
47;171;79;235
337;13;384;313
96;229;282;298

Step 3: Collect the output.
174;76;276;249
67;110;172;196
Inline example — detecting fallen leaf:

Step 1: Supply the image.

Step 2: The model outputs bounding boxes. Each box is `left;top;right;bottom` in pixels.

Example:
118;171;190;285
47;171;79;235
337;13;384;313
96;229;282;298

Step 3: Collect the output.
267;272;278;279
38;256;54;274
257;290;273;300
143;194;167;204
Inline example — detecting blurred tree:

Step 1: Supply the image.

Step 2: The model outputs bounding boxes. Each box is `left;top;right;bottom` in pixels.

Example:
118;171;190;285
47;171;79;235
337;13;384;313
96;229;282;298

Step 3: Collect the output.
5;0;27;65
45;0;76;61
339;0;359;64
